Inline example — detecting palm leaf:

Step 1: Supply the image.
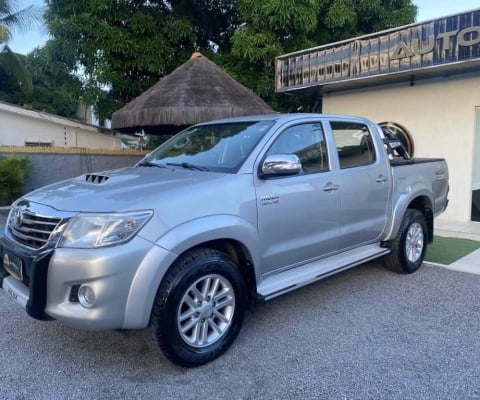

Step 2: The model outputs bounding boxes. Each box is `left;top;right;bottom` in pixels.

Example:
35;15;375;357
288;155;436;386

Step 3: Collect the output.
0;44;33;93
0;1;43;42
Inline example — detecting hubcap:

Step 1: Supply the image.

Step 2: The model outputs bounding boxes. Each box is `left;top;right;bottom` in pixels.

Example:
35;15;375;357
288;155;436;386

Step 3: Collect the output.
405;222;424;263
177;274;235;348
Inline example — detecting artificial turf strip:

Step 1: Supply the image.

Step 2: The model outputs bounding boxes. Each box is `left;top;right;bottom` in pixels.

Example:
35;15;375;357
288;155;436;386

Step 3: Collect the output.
425;236;480;265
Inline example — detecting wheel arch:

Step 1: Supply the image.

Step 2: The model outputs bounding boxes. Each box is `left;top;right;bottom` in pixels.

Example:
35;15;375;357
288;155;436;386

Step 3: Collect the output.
174;239;258;307
123;238;258;330
152;238;257;307
386;194;434;243
123;216;260;329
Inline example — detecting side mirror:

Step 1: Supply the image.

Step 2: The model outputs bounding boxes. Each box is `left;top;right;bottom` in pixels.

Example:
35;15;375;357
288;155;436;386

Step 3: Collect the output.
259;154;302;178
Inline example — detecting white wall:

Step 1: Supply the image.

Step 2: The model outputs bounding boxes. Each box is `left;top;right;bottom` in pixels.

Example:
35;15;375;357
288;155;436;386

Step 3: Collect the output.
0;102;122;149
322;73;480;223
474;108;480;191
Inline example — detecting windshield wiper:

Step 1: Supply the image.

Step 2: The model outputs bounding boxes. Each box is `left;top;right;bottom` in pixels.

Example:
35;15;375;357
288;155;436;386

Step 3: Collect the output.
166;162;209;171
137;161;166;168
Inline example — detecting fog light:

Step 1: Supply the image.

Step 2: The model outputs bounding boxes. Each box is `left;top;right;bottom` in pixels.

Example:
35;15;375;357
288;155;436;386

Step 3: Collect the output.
78;285;96;308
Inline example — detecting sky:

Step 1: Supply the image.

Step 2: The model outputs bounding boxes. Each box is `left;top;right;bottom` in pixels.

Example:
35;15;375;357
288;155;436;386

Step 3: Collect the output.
6;0;480;55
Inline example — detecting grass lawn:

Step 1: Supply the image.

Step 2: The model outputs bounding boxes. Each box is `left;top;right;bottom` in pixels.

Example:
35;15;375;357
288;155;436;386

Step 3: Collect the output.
425;236;480;265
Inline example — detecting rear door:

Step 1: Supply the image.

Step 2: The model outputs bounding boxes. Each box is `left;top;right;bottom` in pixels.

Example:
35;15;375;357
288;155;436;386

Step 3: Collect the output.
254;121;341;275
327;119;391;249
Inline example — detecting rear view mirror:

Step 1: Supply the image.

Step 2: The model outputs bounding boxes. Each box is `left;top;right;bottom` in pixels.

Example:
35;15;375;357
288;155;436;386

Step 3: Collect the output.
259;154;302;178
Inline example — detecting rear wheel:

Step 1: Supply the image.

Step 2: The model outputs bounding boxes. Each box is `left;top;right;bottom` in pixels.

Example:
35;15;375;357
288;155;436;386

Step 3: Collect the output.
384;209;427;274
149;248;247;367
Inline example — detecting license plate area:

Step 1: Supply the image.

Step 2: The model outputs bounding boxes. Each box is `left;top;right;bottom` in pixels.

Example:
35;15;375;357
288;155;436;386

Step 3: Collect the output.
3;251;23;281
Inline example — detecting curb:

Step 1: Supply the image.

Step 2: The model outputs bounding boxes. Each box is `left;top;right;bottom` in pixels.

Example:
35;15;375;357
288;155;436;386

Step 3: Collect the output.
424;260;480;276
423;261;448;268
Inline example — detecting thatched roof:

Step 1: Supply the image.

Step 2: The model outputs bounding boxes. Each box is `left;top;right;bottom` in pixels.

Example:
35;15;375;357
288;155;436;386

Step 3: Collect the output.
111;53;275;134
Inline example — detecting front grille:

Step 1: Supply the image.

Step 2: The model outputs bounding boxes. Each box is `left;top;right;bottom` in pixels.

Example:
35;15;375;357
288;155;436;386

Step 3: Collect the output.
8;210;62;249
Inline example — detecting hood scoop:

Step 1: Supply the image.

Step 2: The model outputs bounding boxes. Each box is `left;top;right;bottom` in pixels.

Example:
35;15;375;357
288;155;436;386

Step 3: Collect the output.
84;174;110;184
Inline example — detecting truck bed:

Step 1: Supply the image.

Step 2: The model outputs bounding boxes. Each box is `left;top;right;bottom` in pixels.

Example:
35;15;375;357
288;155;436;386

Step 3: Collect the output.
390;157;446;167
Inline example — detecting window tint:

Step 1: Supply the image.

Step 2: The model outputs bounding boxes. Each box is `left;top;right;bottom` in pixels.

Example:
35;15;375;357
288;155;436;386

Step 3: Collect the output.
330;121;376;169
267;123;328;173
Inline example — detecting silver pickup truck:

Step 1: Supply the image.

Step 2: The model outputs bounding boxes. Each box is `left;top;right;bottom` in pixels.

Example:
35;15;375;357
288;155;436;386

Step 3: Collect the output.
0;114;448;367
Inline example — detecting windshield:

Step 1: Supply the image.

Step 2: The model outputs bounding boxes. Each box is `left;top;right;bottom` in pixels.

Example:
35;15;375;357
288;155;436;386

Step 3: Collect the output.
140;121;275;173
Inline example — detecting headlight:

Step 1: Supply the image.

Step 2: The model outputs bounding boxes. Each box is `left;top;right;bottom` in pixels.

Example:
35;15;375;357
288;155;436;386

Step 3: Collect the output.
58;211;153;248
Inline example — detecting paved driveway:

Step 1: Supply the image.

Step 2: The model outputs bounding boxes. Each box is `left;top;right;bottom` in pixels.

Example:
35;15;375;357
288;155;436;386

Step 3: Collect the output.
1;259;479;400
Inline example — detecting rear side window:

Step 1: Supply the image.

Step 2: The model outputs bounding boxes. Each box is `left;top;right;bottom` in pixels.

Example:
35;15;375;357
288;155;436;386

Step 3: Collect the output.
330;121;376;169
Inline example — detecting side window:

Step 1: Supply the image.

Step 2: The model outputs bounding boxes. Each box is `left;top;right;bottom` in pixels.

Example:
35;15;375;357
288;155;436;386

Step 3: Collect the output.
330;121;376;169
267;123;329;174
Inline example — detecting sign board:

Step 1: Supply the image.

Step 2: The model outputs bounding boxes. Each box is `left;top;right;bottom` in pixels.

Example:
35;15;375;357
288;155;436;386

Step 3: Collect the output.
276;9;480;92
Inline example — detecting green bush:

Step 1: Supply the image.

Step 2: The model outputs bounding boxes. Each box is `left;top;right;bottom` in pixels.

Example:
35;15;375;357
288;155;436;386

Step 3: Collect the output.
0;156;32;206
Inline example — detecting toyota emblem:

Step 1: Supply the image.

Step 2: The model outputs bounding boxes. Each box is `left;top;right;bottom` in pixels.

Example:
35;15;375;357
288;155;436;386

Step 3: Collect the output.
11;209;23;227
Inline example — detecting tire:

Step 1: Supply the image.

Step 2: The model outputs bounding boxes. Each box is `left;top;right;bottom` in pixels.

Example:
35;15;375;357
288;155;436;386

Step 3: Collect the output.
149;248;247;367
383;209;427;274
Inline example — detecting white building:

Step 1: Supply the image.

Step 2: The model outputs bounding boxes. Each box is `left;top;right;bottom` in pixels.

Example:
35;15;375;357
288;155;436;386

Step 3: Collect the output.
276;8;480;224
0;101;127;149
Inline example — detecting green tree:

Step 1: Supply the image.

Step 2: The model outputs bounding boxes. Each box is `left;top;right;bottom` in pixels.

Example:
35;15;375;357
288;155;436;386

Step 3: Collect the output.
44;0;417;116
44;0;240;118
227;0;417;111
0;39;85;119
0;0;42;93
0;155;31;206
24;40;83;117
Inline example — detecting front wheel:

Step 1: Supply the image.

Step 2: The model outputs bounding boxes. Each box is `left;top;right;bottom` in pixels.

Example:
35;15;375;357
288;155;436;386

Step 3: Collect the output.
383;209;428;274
149;248;247;367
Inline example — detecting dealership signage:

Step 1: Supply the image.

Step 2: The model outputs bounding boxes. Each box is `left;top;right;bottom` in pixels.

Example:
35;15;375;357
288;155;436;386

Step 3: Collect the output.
276;9;480;92
390;25;480;59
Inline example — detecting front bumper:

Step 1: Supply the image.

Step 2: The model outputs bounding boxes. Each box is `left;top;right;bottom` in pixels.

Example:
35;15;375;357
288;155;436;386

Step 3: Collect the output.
0;234;177;330
0;235;53;320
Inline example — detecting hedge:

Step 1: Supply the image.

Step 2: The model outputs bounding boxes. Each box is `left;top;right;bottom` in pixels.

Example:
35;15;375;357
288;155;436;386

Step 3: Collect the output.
0;155;32;206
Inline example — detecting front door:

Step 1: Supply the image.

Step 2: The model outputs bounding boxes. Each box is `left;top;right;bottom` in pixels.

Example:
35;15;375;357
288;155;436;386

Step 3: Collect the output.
255;122;341;275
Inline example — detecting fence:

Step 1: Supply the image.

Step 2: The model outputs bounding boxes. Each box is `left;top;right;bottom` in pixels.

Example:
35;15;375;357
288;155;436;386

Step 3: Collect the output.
0;147;147;195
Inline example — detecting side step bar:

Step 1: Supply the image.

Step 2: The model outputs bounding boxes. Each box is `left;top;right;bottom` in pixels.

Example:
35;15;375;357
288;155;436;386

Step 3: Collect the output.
257;244;390;301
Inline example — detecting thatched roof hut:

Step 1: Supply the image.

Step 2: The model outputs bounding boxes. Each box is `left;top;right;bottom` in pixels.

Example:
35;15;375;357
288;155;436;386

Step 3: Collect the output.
111;53;274;134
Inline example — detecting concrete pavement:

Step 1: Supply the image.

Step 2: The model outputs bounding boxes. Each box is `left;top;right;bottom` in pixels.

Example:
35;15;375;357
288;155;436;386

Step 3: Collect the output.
431;249;480;275
1;259;480;399
435;218;480;241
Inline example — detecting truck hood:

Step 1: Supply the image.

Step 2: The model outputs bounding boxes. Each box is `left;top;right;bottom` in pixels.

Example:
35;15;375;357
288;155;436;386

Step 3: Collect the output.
23;166;239;213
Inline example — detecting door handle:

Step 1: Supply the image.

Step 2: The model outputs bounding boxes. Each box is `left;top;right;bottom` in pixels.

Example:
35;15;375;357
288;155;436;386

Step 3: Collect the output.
323;183;339;192
375;175;388;183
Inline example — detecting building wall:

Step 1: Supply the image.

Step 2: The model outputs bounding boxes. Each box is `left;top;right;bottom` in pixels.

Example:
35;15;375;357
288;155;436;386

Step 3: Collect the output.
474;108;480;191
0;150;145;196
0;102;122;149
322;73;480;222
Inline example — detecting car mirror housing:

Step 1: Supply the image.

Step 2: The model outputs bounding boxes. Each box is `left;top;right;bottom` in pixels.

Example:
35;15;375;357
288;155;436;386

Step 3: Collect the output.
259;154;302;178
